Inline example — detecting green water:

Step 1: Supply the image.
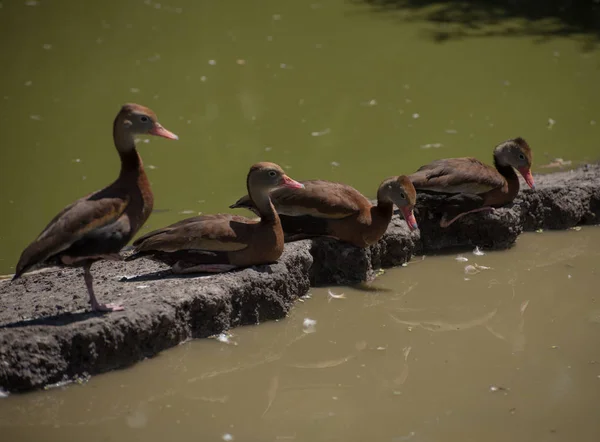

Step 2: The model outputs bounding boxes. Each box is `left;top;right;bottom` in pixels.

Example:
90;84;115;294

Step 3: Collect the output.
0;0;599;275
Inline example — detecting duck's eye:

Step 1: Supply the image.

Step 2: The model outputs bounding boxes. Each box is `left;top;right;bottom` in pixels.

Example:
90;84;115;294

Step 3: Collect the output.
140;116;149;123
399;193;406;199
519;154;525;160
268;170;277;177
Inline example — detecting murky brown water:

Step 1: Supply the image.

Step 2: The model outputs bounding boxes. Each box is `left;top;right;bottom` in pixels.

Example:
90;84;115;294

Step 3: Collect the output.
2;228;600;441
1;0;600;274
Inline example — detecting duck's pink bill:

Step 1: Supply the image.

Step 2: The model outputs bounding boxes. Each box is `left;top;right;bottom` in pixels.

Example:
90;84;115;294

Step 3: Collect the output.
519;167;535;189
282;176;304;189
150;124;179;140
402;207;418;231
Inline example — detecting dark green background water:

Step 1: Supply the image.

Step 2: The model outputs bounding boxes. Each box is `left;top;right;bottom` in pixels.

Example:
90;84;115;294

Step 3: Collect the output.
0;0;599;275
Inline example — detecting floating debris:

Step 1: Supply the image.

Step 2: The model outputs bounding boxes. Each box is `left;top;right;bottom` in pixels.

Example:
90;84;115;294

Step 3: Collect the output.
30;115;41;121
200;76;207;82
236;59;246;65
179;210;195;215
311;128;330;137
0;388;8;398
130;88;140;93
24;80;32;86
264;146;272;152
25;0;38;5
214;332;238;346
136;285;149;289
465;265;479;275
464;263;491;275
489;385;509;393
272;14;281;20
330;161;340;167
222;434;234;441
420;143;443;149
303;318;317;334
147;164;157;170
540;158;572;169
363;99;377;106
570;226;582;231
412;113;420;119
547;118;556;129
503;80;511;86
208;59;216;65
327;289;346;301
445;129;458;134
42;44;52;50
473;246;485;256
455;255;468;262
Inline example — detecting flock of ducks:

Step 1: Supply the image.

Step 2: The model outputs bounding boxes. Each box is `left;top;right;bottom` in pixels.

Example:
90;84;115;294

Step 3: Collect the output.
11;104;535;313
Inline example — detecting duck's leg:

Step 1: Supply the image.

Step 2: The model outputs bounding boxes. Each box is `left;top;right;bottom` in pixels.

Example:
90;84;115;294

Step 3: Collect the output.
440;207;495;228
172;261;238;274
284;233;339;242
83;262;124;312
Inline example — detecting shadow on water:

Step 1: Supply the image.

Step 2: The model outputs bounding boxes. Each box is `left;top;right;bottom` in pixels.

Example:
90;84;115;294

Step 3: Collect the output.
353;0;600;48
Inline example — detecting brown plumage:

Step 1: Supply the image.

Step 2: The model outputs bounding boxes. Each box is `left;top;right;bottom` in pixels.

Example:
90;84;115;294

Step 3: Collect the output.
125;162;304;273
229;176;418;248
408;137;534;227
12;103;178;312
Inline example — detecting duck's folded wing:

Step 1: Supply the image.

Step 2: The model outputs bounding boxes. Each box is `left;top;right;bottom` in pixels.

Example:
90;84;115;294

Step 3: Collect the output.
15;196;129;274
272;180;366;219
132;214;249;253
410;158;505;194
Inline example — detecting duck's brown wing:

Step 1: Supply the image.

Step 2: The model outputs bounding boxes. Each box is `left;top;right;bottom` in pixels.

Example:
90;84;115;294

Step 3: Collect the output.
409;157;505;194
270;180;369;219
14;193;130;277
132;214;250;253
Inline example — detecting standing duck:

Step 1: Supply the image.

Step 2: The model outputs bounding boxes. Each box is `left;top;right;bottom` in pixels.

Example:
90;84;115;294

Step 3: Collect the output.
408;137;534;227
125;162;303;273
229;176;418;248
12;104;178;312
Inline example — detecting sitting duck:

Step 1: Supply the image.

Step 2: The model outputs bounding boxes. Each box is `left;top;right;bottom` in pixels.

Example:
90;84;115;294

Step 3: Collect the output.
125;162;303;273
408;137;534;227
229;175;418;248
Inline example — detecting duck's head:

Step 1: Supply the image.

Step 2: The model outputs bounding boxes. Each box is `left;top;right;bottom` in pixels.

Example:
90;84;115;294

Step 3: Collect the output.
494;137;534;189
378;175;418;231
117;103;178;141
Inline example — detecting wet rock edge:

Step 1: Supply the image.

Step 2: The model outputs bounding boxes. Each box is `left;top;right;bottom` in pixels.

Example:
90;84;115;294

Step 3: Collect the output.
1;164;598;393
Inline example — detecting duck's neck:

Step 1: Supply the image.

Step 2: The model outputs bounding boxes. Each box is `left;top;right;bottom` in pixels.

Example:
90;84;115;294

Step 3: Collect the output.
493;154;519;194
248;182;278;225
373;197;394;224
113;117;142;177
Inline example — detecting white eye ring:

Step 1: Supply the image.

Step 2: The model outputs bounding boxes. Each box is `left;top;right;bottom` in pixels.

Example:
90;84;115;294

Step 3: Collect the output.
268;170;277;177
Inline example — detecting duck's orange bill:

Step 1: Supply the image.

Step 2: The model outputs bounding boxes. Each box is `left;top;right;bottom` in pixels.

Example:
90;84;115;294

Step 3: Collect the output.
401;207;418;231
518;167;535;189
281;175;304;189
149;123;179;140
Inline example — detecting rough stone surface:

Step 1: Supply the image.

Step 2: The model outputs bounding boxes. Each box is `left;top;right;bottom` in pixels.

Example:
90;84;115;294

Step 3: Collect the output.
1;164;599;393
0;243;312;392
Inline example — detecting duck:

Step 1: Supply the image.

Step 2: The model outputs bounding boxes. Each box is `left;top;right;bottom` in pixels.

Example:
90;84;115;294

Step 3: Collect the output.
12;103;178;312
229;175;418;248
408;137;534;227
125;162;304;273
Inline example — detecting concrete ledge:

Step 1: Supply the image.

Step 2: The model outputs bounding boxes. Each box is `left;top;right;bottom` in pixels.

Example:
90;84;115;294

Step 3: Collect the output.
1;164;599;393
